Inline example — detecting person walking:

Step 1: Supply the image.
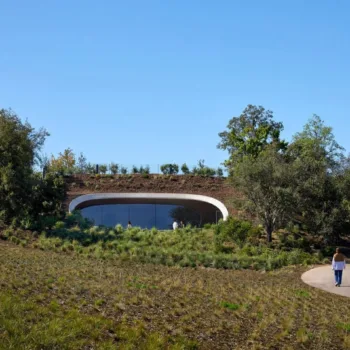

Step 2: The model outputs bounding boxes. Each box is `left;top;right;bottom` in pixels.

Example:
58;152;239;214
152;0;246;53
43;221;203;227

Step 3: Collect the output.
172;220;178;231
332;247;346;287
127;221;132;229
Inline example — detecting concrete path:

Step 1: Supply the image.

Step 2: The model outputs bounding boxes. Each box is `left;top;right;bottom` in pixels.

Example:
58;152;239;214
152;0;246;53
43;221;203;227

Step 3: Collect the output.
302;266;350;298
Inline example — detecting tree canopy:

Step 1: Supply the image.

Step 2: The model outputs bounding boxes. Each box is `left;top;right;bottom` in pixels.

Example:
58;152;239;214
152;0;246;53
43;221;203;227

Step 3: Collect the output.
218;105;287;169
220;106;350;243
0;109;65;227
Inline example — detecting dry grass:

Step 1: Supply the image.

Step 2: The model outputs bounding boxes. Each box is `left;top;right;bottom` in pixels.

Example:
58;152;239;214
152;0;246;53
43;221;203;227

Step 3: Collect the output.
0;241;349;349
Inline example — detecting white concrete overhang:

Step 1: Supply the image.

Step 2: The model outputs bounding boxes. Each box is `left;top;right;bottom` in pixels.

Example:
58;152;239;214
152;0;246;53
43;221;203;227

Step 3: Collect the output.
69;193;229;221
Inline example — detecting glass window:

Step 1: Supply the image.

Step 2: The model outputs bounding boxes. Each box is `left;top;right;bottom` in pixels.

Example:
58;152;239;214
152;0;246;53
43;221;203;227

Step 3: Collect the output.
130;204;155;229
80;203;207;229
81;205;102;226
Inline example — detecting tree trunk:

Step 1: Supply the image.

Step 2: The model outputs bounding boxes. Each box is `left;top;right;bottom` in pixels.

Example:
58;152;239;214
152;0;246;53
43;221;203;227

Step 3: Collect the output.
265;222;273;243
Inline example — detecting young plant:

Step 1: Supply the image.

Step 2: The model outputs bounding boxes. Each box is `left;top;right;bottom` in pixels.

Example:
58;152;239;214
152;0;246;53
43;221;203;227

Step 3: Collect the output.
99;164;108;174
181;163;190;175
160;164;179;175
109;163;119;175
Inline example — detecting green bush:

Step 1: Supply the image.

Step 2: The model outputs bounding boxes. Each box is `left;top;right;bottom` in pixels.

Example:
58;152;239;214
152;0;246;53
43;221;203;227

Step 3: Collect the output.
181;163;190;175
54;221;65;229
4;212;321;271
160;164;179;175
132;166;139;174
215;217;263;250
99;164;108;174
109;163;119;174
191;160;216;177
120;167;128;175
217;167;224;177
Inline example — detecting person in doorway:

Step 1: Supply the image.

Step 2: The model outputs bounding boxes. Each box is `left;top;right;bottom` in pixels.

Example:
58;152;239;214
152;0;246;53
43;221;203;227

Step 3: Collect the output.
127;221;132;229
332;247;346;287
172;220;179;231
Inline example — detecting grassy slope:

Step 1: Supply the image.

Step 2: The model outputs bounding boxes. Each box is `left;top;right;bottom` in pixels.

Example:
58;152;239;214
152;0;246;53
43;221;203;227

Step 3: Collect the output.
4;222;322;270
1;241;350;349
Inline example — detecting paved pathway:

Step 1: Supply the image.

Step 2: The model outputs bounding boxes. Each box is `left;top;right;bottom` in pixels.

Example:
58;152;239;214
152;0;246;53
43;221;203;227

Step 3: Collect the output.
302;266;350;298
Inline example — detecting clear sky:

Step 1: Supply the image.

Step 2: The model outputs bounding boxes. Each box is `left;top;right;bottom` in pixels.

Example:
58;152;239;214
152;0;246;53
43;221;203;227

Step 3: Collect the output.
1;0;349;171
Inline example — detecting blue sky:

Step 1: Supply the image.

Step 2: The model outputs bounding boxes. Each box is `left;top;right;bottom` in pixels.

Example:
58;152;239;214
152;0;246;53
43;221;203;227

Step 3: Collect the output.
1;0;349;171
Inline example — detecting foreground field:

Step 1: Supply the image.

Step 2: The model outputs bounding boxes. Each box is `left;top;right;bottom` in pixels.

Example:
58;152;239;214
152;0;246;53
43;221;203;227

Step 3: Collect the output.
0;241;349;349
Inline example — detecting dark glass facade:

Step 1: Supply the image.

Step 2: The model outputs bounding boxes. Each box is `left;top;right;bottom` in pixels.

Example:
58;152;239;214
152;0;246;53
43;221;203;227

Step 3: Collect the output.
81;204;203;229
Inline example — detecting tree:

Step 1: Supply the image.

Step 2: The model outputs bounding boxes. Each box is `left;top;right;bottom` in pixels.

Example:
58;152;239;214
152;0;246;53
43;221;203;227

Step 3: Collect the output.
76;153;87;174
288;116;348;242
132;165;139;174
140;165;150;174
0;108;53;225
192;160;216;177
160;164;179;175
217;167;224;177
181;163;190;175
30;172;66;223
120;166;128;175
99;164;107;174
232;146;296;242
218;105;287;169
86;162;96;174
49;148;76;175
109;163;119;175
290;115;344;172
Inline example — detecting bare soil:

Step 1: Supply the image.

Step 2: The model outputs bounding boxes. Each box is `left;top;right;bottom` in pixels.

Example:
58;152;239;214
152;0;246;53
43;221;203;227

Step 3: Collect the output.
65;174;243;215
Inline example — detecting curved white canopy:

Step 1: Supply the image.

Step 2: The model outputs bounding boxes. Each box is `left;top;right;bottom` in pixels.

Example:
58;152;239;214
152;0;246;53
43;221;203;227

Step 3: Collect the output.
69;193;229;221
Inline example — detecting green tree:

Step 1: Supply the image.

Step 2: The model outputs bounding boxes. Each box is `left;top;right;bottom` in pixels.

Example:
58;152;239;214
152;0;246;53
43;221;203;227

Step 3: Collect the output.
76;153;87;174
160;164;179;175
0;109;49;224
288;115;348;242
49;148;76;175
232;146;296;242
86;162;96;174
120;166;128;175
192;160;216;177
217;167;224;177
30;172;66;224
290;114;344;171
218;105;287;169
99;164;107;174
109;163;119;175
181;163;190;175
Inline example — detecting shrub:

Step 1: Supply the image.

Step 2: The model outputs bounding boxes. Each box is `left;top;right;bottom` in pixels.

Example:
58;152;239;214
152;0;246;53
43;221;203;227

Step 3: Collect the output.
40;216;59;230
54;221;65;229
141;165;150;174
192;160;216;177
160;164;179;175
16;212;321;271
115;224;124;234
217;167;224;177
109;163;119;174
86;163;96;174
120;166;128;175
99;164;108;174
132;166;139;174
215;217;263;250
181;163;190;175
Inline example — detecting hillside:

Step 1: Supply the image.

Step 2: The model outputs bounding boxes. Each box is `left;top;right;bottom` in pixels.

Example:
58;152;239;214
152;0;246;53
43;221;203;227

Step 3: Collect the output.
65;174;242;216
1;240;349;349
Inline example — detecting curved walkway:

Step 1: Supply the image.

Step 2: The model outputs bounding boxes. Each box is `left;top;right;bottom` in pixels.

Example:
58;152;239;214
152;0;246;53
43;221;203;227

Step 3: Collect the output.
302;266;350;298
